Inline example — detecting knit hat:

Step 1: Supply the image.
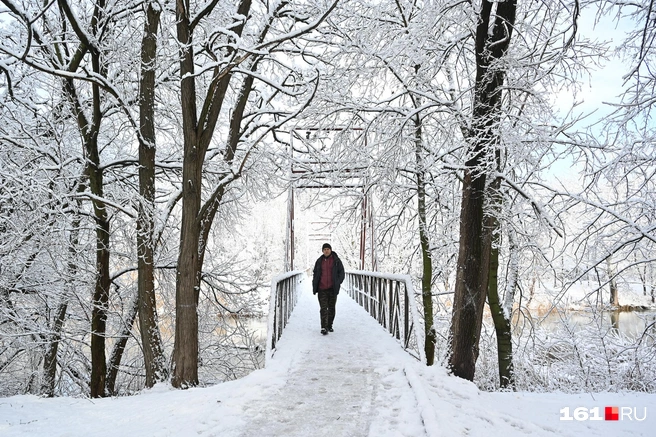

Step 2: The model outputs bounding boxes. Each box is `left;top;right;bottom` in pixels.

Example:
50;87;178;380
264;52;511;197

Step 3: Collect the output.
322;243;332;250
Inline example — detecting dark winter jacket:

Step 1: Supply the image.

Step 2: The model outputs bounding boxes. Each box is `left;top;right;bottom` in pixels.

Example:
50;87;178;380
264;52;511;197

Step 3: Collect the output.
312;251;345;295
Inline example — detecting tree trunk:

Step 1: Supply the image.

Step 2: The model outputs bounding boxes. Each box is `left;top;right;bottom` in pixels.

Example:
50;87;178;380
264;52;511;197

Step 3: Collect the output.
486;182;514;388
172;0;253;388
636;255;647;296
41;300;68;397
170;0;326;387
171;0;202;389
137;0;167;388
106;296;139;395
87;53;111;398
415;118;435;365
607;258;619;307
449;0;517;381
57;0;112;398
610;310;620;331
90;180;111;398
71;88;110;398
172;194;203;388
449;165;491;380
41;197;82;397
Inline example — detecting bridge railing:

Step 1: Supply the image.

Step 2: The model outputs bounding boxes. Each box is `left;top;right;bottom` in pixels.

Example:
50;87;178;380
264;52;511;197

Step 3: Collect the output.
266;271;304;364
345;271;425;361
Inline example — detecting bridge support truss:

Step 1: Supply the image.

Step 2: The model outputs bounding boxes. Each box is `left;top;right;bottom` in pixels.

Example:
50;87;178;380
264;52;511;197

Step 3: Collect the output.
284;127;377;271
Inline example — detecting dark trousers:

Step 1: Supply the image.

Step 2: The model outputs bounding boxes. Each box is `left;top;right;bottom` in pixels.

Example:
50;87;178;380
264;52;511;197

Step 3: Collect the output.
317;289;337;329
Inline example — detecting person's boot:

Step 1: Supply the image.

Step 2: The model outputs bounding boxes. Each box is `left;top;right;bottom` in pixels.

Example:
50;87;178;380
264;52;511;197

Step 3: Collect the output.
321;328;328;335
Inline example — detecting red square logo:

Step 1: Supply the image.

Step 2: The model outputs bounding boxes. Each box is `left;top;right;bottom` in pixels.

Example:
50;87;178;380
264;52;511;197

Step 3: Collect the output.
605;406;619;421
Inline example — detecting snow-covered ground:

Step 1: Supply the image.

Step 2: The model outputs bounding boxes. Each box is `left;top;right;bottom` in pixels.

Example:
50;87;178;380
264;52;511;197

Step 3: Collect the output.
0;278;654;436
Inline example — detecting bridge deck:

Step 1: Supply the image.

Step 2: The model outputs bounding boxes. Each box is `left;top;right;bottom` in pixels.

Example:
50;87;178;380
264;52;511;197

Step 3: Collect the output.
239;276;426;437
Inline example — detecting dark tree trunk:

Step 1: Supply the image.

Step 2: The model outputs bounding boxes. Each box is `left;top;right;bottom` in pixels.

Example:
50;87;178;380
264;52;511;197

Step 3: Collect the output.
449;0;517;381
449;166;492;380
172;0;253;388
172;192;203;388
137;0;167;388
636;255;648;296
57;0;112;398
89;163;111;398
64;72;111;398
485;177;514;388
172;0;200;389
415;118;435;365
172;120;203;387
88;49;111;398
171;0;328;387
41;300;68;397
106;296;139;395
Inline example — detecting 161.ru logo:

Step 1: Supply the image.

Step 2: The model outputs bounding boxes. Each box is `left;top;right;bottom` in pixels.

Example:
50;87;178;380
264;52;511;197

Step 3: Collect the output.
560;406;647;421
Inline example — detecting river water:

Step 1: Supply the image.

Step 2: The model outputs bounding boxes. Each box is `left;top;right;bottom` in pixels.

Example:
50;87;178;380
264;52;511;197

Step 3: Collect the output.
515;308;656;339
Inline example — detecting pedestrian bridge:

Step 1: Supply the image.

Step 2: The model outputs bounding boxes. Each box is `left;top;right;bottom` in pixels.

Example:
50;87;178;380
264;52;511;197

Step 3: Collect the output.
266;271;425;366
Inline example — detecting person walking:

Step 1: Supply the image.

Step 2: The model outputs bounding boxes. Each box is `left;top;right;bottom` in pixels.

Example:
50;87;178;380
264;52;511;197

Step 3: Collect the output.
312;243;345;335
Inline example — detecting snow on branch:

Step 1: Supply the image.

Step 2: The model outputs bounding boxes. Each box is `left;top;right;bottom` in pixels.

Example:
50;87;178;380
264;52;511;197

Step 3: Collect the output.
70;192;136;218
494;171;564;238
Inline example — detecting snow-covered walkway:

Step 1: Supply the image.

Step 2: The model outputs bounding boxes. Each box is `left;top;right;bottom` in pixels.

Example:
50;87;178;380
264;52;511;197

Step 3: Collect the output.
237;276;425;437
0;275;654;436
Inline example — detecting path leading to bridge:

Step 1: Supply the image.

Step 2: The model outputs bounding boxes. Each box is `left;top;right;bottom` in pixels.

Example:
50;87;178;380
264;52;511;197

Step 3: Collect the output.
1;275;653;436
